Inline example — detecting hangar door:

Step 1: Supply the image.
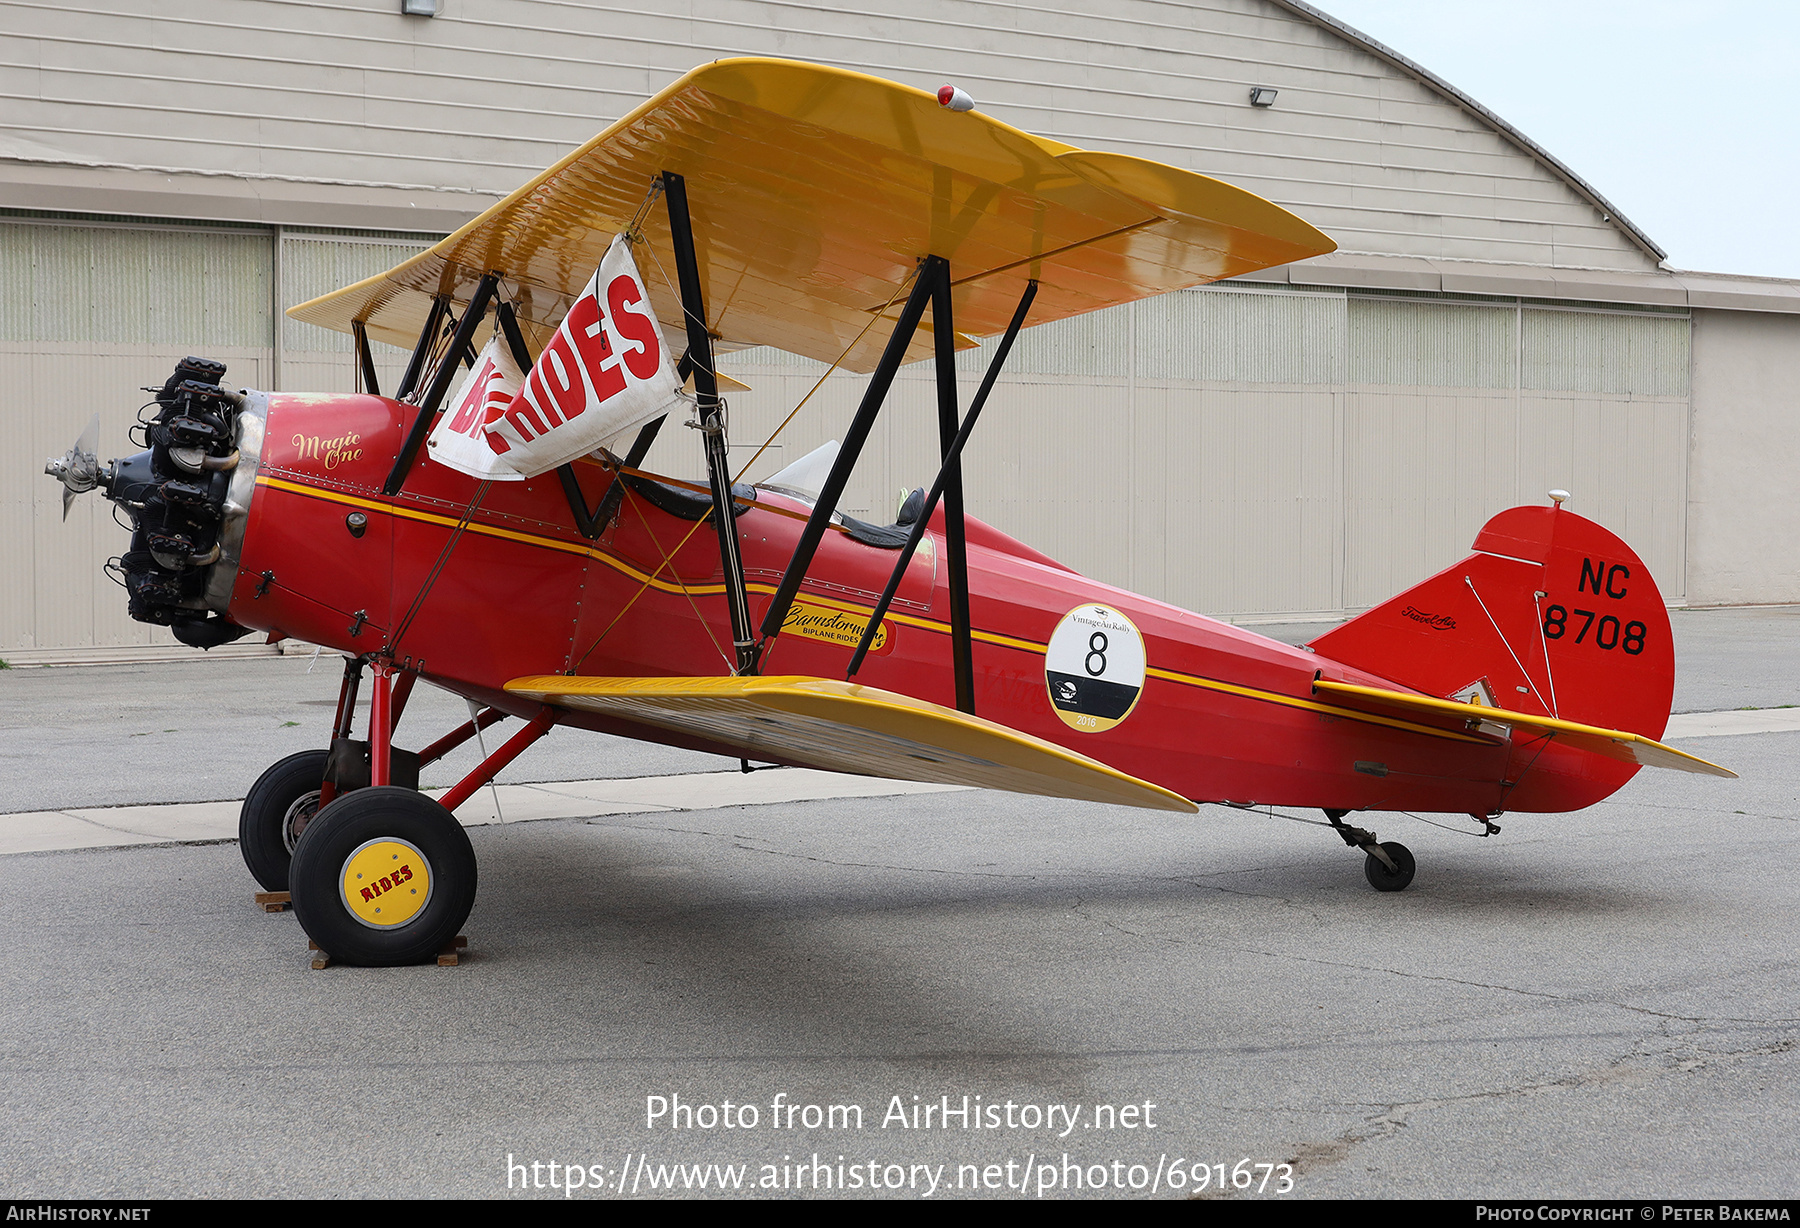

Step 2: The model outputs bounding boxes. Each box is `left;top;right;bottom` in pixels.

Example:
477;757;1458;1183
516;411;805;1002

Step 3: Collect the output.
706;283;1692;622
1;218;430;660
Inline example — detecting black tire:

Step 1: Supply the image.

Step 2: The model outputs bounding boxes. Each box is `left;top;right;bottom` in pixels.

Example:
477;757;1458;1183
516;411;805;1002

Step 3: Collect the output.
1364;841;1416;892
288;786;476;967
239;749;330;892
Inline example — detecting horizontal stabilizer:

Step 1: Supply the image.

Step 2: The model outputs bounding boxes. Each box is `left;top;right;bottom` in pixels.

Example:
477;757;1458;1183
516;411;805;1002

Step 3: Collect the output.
506;675;1199;812
1313;679;1736;778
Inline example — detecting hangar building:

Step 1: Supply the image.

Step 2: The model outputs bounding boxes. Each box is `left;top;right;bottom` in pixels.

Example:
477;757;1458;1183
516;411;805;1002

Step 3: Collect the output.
4;0;1796;661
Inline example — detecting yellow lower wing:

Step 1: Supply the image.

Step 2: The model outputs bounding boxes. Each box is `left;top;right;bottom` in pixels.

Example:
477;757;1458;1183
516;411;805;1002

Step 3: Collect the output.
505;675;1198;812
1313;679;1736;778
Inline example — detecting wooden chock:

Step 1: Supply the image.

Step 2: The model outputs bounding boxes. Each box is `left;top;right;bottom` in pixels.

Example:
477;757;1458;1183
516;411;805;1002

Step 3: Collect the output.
437;935;469;967
254;891;292;913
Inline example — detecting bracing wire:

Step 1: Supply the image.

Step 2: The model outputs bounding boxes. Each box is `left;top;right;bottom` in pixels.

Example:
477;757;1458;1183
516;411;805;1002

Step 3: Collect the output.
624;484;736;673
1234;802;1497;840
1532;590;1561;718
568;266;918;672
1465;574;1548;712
389;478;494;652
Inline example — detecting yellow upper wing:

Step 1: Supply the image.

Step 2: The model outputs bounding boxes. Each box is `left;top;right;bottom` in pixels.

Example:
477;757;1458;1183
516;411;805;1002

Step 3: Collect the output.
505;674;1198;812
1312;679;1737;778
287;57;1335;371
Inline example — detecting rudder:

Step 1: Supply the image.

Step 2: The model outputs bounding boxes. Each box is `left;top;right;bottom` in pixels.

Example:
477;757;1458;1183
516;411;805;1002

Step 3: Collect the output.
1309;504;1675;743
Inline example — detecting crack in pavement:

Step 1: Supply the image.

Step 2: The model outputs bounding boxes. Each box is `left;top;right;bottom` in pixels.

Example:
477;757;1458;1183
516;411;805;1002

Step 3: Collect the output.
1597;798;1798;823
1036;897;1800;1028
1280;1033;1800;1181
1234;947;1800;1026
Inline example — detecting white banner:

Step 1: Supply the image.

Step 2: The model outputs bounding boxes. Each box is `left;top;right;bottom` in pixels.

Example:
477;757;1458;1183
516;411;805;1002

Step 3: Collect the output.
482;234;685;479
426;335;527;480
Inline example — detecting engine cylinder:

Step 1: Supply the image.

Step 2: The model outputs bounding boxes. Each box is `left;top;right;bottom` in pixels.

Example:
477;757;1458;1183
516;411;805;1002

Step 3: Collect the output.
108;357;265;648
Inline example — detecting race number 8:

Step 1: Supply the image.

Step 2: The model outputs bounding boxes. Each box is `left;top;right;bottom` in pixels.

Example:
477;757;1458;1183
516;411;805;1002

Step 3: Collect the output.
1045;604;1146;733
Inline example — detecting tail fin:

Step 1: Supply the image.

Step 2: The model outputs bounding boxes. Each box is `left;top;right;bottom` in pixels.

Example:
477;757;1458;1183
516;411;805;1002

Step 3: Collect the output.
1309;504;1675;742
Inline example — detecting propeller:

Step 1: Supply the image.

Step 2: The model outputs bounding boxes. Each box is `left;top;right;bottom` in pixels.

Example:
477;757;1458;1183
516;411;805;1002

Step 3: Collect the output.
45;413;103;520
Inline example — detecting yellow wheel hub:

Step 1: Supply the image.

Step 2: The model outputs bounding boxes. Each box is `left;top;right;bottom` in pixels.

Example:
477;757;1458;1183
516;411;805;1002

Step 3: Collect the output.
339;838;433;930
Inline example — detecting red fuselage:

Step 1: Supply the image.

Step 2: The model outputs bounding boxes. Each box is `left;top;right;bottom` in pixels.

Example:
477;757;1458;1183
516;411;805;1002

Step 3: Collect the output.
230;392;1619;815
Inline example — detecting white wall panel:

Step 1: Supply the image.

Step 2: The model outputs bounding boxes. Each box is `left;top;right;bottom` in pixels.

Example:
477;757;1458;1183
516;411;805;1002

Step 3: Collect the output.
3;343;270;653
0;0;1660;269
1687;309;1800;605
1342;390;1520;608
1154;384;1341;616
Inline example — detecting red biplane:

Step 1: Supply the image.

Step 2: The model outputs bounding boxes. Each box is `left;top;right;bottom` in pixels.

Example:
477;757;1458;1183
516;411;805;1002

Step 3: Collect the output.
47;59;1732;966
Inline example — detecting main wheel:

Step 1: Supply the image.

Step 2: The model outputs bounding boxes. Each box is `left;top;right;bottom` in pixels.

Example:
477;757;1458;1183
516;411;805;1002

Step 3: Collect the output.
1364;841;1416;892
239;749;330;891
288;786;476;966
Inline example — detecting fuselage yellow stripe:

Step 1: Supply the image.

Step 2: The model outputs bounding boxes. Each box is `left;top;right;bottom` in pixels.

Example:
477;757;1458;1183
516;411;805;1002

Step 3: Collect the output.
257;472;1487;747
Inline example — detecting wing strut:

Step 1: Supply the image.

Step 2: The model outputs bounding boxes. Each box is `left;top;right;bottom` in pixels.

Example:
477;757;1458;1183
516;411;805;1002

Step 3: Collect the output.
848;279;1038;686
757;255;989;713
352;320;380;398
757;260;935;662
383;272;500;495
662;171;760;675
930;257;975;713
393;294;447;403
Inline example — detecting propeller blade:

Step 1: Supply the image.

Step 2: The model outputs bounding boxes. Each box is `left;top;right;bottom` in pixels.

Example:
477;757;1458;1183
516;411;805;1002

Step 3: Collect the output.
74;411;99;463
48;412;105;520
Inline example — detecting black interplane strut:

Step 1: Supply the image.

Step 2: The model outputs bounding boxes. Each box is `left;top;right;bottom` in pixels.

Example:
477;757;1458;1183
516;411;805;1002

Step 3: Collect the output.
930;259;976;713
757;254;1004;713
493;293;672;543
352;320;380;398
394;295;448;404
757;260;938;658
663;171;759;676
384;272;500;495
847;279;1038;687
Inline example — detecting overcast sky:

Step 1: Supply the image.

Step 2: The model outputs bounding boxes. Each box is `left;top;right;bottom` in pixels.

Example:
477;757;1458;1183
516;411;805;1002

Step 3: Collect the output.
1312;1;1800;279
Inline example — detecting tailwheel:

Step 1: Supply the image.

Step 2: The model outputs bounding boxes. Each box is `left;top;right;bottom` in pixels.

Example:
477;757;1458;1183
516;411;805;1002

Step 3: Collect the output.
239;749;330;891
1324;809;1417;893
1363;841;1416;893
289;786;476;967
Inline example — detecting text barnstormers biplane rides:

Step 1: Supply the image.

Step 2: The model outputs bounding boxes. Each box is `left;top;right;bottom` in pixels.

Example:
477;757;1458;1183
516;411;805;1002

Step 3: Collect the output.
46;58;1732;967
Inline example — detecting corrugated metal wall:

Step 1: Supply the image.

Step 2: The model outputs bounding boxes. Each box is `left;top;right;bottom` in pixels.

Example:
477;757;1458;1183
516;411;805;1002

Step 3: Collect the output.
279;231;432;394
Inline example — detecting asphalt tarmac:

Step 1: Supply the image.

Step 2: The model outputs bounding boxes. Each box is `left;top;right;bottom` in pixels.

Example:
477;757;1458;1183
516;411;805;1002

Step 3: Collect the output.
1;609;1796;1200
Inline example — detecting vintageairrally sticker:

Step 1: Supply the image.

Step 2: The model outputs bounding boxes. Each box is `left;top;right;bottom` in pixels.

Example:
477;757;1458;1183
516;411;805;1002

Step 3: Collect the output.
1045;603;1146;733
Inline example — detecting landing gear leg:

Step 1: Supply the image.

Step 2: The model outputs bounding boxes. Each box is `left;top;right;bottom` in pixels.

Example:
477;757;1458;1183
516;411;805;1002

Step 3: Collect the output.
240;657;367;891
1323;809;1415;893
